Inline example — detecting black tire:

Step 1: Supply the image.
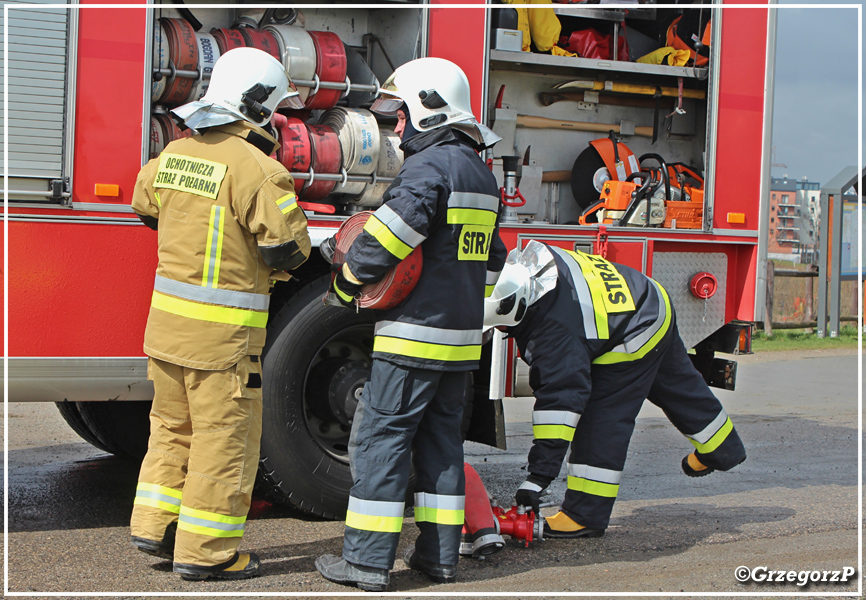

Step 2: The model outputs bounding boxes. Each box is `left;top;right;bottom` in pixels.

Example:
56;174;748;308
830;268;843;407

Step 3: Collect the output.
55;401;116;455
55;400;152;460
258;274;376;518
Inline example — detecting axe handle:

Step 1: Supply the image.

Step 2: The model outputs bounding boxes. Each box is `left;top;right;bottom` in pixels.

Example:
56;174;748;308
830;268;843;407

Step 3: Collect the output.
541;170;571;183
539;91;665;110
517;115;654;138
557;80;706;99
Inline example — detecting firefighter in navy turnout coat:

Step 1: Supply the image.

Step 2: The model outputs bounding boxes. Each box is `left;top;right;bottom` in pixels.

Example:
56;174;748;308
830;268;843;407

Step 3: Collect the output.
484;241;746;538
315;57;507;592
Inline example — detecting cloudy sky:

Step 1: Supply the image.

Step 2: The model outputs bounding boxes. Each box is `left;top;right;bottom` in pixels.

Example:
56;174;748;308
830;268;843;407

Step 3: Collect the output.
772;2;861;187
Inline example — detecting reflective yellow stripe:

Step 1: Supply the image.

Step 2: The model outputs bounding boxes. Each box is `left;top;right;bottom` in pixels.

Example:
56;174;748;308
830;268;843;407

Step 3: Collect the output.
568;476;619;498
447;208;497;226
345;510;403;533
690;418;733;453
414;507;465;526
363;216;413;259
533;423;576;441
485;284;495;298
593;285;672;365
154;191;161;208
180;505;246;524
373;336;481;362
137;482;182;499
151;291;268;327
177;505;246;538
133;497;182;514
202;206;225;288
277;193;299;214
178;522;244;538
334;280;356;304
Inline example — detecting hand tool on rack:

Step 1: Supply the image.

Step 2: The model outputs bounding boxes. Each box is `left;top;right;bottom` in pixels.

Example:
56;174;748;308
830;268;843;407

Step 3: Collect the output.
517;115;653;137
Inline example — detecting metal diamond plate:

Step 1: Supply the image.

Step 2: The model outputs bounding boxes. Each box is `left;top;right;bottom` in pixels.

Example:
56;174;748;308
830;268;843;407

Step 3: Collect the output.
651;252;728;349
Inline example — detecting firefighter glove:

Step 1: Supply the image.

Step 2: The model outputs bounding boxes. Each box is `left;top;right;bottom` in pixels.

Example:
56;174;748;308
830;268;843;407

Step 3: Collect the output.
331;265;363;308
515;473;553;515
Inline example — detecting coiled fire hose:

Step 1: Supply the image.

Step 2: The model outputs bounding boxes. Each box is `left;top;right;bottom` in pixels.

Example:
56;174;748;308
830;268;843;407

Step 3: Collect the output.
264;25;316;104
330;211;422;310
320;107;381;196
159;17;198;105
152;21;168;102
188;33;221;102
349;128;403;208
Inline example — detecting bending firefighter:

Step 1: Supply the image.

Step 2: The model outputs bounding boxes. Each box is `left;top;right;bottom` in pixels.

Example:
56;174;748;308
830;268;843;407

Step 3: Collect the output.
484;241;746;538
315;57;506;591
129;48;311;580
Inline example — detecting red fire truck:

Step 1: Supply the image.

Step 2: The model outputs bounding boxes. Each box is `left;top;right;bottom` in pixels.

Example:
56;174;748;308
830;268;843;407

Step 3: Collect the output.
5;1;772;519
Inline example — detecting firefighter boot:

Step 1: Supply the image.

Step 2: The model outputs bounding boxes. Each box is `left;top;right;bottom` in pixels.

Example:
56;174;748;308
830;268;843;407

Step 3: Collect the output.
681;452;715;477
131;521;176;560
403;546;457;584
315;554;390;592
543;511;605;539
173;552;262;581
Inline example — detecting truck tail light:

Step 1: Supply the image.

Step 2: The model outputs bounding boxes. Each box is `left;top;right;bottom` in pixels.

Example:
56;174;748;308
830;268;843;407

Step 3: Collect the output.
738;326;752;354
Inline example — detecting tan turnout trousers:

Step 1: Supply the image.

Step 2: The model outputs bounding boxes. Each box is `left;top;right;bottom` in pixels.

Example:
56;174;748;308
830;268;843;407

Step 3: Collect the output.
130;355;263;566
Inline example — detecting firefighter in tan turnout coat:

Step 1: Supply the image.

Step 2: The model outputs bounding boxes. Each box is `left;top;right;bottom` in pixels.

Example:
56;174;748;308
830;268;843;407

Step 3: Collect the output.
129;48;310;581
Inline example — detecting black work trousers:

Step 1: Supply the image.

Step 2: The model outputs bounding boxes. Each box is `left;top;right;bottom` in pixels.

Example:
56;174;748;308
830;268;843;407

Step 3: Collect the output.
342;360;468;570
562;321;746;530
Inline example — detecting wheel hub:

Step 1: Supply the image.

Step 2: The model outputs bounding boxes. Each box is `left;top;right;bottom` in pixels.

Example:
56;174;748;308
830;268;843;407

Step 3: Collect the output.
327;359;370;426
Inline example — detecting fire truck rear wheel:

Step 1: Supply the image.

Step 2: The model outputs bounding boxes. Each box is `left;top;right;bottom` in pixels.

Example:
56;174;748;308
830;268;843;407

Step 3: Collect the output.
55;400;151;460
258;274;376;519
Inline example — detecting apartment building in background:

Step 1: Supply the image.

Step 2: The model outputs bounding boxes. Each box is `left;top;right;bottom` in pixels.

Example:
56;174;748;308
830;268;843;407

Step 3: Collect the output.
768;176;820;263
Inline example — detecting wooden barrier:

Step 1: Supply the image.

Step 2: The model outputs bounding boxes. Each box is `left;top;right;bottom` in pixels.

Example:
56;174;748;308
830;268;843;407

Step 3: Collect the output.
764;261;858;335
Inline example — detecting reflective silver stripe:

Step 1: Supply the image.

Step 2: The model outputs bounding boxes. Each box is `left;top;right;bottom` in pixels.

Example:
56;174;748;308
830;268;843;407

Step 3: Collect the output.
414;492;465;511
178;514;245;532
567;463;622;485
135;489;181;507
204;205;224;288
347;496;405;518
374;204;426;248
532;410;580;428
551;247;598;339
686;409;729;444
154;275;270;311
518;480;543;493
277;193;297;213
374;320;481;346
448;191;500;212
486;269;501;286
606;280;667;354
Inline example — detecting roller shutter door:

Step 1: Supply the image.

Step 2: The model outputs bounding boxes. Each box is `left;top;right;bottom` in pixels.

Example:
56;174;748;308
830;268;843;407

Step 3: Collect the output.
0;1;76;202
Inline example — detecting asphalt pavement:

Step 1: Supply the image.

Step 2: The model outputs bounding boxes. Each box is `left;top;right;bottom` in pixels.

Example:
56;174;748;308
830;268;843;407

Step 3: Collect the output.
3;347;862;597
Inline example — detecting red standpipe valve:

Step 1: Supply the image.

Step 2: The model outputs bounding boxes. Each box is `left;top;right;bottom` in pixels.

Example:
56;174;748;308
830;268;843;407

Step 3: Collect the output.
689;271;718;299
492;504;543;548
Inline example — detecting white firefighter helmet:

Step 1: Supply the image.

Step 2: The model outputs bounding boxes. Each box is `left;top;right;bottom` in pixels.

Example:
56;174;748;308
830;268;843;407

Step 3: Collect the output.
371;57;500;147
173;47;303;131
483;241;559;329
371;57;475;130
483;262;532;329
202;47;303;124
